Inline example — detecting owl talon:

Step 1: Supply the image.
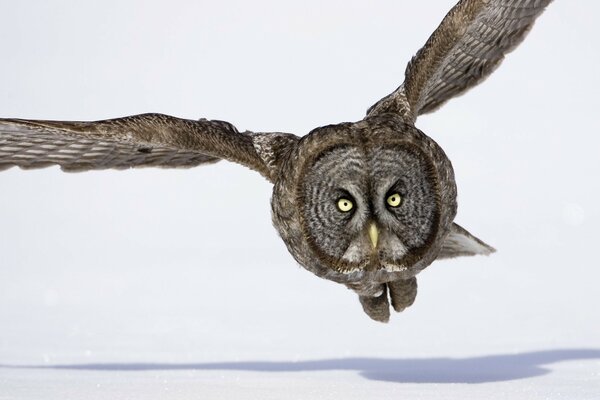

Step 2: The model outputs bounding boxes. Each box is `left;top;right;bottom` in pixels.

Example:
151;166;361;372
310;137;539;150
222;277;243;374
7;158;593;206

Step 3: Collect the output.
388;277;418;313
359;286;390;323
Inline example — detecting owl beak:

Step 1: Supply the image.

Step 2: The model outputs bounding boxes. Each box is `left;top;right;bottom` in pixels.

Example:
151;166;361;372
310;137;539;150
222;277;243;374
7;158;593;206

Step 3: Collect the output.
368;223;379;250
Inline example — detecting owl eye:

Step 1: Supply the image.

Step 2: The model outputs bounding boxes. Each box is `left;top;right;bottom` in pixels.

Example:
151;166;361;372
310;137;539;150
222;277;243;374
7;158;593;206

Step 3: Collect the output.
337;198;354;213
386;193;402;208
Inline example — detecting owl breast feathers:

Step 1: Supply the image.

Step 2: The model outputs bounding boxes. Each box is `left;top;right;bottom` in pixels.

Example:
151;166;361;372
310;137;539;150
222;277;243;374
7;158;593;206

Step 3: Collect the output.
0;0;552;322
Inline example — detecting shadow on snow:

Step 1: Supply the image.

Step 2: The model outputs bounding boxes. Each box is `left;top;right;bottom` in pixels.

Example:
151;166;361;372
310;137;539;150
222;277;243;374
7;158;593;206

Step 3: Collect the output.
2;349;600;384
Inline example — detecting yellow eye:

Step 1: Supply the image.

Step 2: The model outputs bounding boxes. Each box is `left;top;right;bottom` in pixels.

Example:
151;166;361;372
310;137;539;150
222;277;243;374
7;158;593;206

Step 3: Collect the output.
387;193;402;207
337;198;354;212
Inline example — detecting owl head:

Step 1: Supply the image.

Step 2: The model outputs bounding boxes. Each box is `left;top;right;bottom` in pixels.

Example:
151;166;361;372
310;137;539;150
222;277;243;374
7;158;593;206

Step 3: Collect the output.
264;114;493;321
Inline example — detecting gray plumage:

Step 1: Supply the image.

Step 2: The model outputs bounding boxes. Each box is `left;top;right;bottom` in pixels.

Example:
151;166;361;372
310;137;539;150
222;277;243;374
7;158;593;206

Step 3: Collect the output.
0;0;552;322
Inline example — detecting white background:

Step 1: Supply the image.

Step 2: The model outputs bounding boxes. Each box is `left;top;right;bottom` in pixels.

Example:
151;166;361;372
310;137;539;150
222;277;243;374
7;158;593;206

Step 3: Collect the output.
1;1;599;399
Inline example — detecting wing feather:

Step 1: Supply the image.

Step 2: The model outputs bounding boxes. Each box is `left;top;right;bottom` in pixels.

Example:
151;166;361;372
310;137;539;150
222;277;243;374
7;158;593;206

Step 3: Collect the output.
0;113;272;177
368;0;552;122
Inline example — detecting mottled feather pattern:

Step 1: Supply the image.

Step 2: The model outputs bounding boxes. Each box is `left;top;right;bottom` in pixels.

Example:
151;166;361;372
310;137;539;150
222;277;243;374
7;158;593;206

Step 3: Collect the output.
368;0;552;120
0;113;271;176
438;223;496;259
0;123;218;172
0;0;552;321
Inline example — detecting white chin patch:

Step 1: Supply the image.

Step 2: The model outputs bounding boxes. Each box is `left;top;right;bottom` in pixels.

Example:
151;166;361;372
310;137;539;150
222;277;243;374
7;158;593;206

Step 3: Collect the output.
341;232;409;266
341;241;368;263
382;234;408;259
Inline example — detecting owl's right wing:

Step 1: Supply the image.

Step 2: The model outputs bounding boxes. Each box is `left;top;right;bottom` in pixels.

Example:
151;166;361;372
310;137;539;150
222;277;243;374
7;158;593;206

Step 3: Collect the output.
0;113;298;182
367;0;552;122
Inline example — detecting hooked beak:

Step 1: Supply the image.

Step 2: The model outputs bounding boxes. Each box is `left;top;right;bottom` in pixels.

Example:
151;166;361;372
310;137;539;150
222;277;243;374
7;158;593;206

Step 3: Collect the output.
368;222;379;250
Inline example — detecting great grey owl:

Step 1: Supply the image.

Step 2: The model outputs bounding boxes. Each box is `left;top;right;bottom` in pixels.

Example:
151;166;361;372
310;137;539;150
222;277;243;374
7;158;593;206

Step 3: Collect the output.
0;0;552;322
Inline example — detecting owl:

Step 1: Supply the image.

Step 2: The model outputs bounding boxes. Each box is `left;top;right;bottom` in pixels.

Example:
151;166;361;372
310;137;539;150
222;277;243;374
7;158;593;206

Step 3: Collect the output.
0;0;552;322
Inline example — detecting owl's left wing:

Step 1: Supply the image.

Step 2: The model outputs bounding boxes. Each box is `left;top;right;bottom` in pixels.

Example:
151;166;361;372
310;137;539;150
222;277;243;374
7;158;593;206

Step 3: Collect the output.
367;0;552;122
0;113;298;181
437;223;495;260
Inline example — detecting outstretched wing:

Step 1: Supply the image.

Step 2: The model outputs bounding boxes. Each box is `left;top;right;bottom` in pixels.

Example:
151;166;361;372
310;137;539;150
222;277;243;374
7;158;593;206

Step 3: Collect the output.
368;0;552;122
0;113;286;180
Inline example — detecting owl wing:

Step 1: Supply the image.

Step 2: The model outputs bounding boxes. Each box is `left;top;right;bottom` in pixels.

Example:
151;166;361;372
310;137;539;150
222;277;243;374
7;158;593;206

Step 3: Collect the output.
367;0;552;122
437;223;495;260
0;113;297;181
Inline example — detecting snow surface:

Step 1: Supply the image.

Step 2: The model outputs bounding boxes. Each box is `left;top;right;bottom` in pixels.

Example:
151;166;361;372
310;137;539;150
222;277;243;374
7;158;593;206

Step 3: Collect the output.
1;1;599;399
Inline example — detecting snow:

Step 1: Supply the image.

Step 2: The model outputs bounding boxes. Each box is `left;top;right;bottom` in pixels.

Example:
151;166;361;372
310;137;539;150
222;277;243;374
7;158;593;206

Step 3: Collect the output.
1;1;599;399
